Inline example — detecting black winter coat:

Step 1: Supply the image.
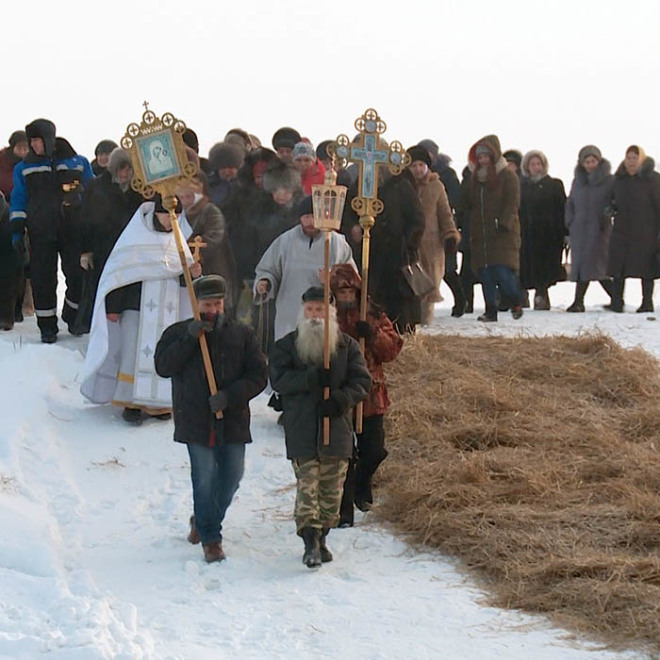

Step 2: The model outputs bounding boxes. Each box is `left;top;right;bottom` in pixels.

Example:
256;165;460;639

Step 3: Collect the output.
269;331;371;460
608;158;660;280
154;316;268;446
519;174;567;289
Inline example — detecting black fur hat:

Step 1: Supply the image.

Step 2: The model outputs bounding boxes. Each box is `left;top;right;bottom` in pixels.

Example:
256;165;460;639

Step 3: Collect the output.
193;275;227;299
25;118;56;156
9;131;27;148
272;127;301;151
407;145;432;168
95;139;119;156
302;286;334;304
262;160;301;193
208;142;245;171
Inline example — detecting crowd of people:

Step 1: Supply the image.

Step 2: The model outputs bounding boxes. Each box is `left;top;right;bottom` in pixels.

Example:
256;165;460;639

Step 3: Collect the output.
2;117;659;567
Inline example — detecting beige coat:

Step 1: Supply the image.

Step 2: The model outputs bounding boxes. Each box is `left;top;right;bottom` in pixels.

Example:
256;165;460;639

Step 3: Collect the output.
416;171;459;302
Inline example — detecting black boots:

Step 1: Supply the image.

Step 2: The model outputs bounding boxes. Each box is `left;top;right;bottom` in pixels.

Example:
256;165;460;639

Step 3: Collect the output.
609;279;625;313
637;279;654;313
319;529;333;563
477;304;498;322
444;271;468;318
533;289;550;311
567;281;589;312
301;527;322;568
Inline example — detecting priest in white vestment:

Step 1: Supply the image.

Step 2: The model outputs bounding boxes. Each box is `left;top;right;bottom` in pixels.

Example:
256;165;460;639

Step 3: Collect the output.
80;197;200;425
254;196;356;344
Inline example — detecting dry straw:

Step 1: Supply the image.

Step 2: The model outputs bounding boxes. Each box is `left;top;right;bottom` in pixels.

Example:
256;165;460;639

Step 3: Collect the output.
377;332;660;654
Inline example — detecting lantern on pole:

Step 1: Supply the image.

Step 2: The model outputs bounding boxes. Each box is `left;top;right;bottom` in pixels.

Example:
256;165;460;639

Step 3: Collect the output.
311;164;347;444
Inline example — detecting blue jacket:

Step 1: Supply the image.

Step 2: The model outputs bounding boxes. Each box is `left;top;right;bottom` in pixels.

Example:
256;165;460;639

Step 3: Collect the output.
10;137;94;242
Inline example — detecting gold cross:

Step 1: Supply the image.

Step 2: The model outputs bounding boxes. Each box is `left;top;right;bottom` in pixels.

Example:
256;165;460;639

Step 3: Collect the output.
188;235;207;263
142;100;150;112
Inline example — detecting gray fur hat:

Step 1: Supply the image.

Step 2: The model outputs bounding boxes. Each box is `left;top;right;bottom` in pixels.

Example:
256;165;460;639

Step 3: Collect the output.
262;161;301;193
193;275;227;299
578;145;602;165
107;148;132;178
208;141;245;171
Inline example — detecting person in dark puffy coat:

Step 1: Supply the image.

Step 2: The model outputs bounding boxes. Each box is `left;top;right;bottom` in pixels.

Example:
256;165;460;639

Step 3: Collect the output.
91;140;119;177
207;142;245;208
463;135;522;322
0;131;29;200
564;145;615;312
0;195;22;330
519;150;567;310
608;145;660;313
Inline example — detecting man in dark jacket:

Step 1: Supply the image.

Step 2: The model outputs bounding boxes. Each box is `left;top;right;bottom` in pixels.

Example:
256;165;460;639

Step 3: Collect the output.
269;286;371;568
10;118;94;342
154;275;268;563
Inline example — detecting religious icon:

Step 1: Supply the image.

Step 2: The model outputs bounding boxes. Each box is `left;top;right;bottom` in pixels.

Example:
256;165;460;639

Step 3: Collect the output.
136;130;180;184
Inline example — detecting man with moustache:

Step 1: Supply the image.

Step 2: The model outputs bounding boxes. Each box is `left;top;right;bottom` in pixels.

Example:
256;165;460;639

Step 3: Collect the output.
269;286;371;568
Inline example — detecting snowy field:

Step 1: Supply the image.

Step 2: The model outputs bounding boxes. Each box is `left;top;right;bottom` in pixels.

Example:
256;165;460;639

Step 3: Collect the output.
0;278;657;660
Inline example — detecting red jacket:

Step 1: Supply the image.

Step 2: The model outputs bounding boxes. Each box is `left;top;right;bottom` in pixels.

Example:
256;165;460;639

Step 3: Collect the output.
336;305;402;417
0;148;17;201
300;159;326;195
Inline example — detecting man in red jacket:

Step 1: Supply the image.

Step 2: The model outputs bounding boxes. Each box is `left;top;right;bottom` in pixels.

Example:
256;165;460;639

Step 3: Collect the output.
330;264;403;526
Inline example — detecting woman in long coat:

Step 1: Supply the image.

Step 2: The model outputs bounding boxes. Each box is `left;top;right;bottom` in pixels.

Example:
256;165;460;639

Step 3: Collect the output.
608;145;660;312
407;145;460;325
463;134;522;322
564;145;615;312
519;150;566;310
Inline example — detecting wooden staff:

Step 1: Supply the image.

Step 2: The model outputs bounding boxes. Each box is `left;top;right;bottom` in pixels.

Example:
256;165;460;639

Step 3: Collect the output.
322;228;332;445
354;214;375;433
170;206;222;420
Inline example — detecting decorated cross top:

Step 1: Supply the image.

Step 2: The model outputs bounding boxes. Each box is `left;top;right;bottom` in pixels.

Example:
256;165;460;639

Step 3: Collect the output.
188;235;207;262
331;108;410;219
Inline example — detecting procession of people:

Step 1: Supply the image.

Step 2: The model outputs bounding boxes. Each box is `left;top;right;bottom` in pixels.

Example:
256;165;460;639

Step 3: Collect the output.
2;116;660;566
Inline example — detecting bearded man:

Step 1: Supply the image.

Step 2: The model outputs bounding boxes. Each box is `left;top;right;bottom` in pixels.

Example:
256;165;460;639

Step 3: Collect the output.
330;264;403;526
269;286;371;568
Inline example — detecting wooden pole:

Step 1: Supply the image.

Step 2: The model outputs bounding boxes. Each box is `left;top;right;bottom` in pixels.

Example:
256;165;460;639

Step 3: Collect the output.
170;207;222;420
322;229;331;445
355;215;374;433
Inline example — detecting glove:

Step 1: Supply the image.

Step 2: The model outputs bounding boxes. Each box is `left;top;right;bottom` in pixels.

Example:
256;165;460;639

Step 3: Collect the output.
12;233;29;266
209;390;228;413
355;320;374;340
319;391;349;418
444;237;458;254
80;252;94;270
187;319;214;338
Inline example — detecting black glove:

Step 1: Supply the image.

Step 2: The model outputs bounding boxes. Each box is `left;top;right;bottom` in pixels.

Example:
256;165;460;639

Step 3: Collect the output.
355;320;373;340
209;390;228;413
187;319;214;338
445;237;458;254
307;366;331;391
319;391;349;418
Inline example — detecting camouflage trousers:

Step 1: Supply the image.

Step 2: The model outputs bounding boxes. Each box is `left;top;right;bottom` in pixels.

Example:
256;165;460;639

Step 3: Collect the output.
291;457;349;533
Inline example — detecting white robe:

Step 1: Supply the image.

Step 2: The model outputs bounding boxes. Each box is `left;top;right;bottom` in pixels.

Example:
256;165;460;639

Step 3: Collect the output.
254;225;356;341
80;202;194;407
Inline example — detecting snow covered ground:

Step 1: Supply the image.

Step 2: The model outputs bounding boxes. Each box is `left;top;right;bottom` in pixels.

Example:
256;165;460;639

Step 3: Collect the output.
0;279;656;660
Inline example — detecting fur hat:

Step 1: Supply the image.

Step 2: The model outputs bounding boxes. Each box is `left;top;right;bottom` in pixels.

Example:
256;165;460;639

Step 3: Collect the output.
25;118;56;156
225;128;252;153
330;264;361;293
208;141;245;171
9;130;27;148
107;148;132;177
316;140;333;161
298;195;313;218
182;128;199;153
293;141;316;161
407;145;432;168
95;139;119;156
302;286;334;304
521;150;549;178
503;149;523;169
262;161;301;193
193;274;227;299
272;127;302;151
578;145;602;166
418;138;439;160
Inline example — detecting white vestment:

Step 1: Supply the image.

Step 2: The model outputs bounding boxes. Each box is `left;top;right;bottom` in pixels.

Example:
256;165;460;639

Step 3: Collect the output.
254;225;356;341
80;202;194;408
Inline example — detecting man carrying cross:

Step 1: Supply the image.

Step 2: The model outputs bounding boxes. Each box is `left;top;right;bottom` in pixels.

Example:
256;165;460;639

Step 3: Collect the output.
80;195;202;425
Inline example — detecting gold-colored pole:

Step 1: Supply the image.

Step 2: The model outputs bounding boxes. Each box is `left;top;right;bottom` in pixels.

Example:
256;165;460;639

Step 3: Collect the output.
355;215;374;434
169;203;222;420
322;229;331;445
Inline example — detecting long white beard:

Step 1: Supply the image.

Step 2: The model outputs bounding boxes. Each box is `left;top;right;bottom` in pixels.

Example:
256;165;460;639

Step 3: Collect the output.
295;307;340;366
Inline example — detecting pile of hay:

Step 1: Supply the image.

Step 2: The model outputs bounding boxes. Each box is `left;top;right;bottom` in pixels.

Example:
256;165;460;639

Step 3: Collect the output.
378;333;660;653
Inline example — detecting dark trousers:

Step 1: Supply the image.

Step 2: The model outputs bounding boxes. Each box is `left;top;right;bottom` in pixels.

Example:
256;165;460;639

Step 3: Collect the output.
29;238;83;334
0;267;21;326
459;250;476;310
187;442;245;545
478;265;521;312
339;415;388;525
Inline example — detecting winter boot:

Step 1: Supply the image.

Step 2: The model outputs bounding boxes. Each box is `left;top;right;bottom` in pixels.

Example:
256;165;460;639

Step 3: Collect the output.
203;542;225;563
41;332;58;344
511;305;523;320
477;304;498;322
301;527;322;568
609;278;625;312
122;407;143;426
533;289;550;311
444;271;467;318
567;281;588;313
319;529;333;563
187;515;200;544
637;279;654;313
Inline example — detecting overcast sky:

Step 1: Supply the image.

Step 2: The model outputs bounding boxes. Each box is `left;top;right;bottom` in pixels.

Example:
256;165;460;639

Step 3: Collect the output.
3;0;659;184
